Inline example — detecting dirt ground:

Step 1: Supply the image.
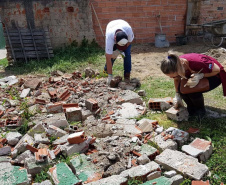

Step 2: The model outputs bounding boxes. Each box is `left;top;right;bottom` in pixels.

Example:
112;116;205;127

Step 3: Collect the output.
130;42;226;80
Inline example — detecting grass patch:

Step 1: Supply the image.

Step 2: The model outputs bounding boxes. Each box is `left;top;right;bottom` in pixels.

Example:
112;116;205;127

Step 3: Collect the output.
1;38;105;75
0;58;8;68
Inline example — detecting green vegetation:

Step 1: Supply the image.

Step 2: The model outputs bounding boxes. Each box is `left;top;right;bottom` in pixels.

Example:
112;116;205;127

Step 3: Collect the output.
34;167;51;183
128;178;143;185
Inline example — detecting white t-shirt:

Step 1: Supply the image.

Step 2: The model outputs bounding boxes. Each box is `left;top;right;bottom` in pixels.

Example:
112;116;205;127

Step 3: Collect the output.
105;19;134;54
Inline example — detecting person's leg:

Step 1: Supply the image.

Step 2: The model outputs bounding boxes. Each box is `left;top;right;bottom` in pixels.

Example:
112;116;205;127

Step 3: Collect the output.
182;75;221;117
180;93;196;116
123;45;132;81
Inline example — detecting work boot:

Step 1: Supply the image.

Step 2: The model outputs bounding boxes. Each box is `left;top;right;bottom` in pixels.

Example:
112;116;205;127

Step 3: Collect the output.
124;73;130;83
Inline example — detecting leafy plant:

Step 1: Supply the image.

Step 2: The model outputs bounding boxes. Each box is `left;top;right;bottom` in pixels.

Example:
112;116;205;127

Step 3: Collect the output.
19;98;33;120
128;177;143;185
17;119;29;135
34;167;50;183
181;179;192;185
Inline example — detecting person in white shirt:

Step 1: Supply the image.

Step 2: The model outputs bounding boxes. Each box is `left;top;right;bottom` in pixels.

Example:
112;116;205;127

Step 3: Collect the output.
104;19;134;84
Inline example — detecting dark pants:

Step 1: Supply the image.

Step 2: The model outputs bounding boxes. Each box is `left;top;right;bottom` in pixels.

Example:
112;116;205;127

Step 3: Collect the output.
104;44;132;75
179;75;222;116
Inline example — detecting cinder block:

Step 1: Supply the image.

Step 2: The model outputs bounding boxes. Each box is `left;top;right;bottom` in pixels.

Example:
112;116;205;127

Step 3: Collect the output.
66;107;82;121
155;149;209;180
85;98;99;112
148;97;173;111
165;107;189;121
67;131;86;144
46;103;63;114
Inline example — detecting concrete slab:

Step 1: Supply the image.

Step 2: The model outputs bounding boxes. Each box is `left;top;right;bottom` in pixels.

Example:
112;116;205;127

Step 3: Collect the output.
155;149;209;180
48;162;80;185
70;154;102;183
85;175;127;185
142;176;172;185
120;161;160;179
0;162;30;184
118;90;143;105
151;134;177;151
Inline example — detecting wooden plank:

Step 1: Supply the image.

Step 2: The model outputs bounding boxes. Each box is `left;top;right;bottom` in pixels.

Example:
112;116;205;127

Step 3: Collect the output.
4;32;47;37
12;54;54;58
6;39;51;44
9;35;50;40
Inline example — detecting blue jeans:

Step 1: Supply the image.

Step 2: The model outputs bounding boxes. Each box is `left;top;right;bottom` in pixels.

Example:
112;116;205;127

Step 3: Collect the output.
104;45;132;75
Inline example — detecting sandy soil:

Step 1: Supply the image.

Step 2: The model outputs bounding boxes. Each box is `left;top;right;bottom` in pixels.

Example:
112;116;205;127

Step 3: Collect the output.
130;42;226;80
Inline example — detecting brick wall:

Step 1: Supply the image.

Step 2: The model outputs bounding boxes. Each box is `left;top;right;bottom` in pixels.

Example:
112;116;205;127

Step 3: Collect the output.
0;0;95;49
199;0;226;24
91;0;187;47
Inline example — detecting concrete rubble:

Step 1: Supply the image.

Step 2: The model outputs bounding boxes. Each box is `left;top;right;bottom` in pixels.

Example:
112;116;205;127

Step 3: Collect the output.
0;72;214;184
155;149;209;180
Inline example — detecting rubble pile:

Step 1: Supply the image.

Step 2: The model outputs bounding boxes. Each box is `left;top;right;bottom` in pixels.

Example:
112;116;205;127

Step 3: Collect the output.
0;68;213;185
204;47;226;68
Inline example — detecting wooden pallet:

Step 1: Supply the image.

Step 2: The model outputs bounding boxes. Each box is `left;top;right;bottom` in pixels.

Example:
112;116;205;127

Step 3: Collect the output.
4;25;54;63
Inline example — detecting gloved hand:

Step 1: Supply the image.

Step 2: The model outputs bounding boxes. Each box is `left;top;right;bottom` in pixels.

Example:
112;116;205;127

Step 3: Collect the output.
112;50;121;59
173;92;184;108
107;74;113;85
185;73;204;88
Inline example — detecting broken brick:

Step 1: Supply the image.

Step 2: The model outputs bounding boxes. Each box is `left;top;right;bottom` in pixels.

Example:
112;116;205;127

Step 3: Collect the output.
67;131;87;144
24;78;41;90
58;89;71;101
35;148;49;163
192;180;210;185
85;98;99;112
62;103;79;112
34;98;46;105
46;102;63;114
26;144;38;153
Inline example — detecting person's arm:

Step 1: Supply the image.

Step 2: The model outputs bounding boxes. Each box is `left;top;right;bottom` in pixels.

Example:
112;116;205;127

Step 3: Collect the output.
106;53;113;74
173;76;181;92
203;63;220;77
173;77;184;108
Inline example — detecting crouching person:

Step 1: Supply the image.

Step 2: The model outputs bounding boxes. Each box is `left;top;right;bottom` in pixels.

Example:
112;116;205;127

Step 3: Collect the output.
160;51;226;118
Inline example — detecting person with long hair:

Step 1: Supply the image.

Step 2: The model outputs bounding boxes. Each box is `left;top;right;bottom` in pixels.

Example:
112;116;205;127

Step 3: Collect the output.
160;51;226;118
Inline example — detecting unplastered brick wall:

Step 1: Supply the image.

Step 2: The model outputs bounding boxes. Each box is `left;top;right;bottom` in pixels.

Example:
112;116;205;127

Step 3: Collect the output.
91;0;187;46
0;0;95;48
199;0;226;24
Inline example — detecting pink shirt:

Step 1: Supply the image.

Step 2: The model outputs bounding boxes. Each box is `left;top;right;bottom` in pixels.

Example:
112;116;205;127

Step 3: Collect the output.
180;53;226;96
